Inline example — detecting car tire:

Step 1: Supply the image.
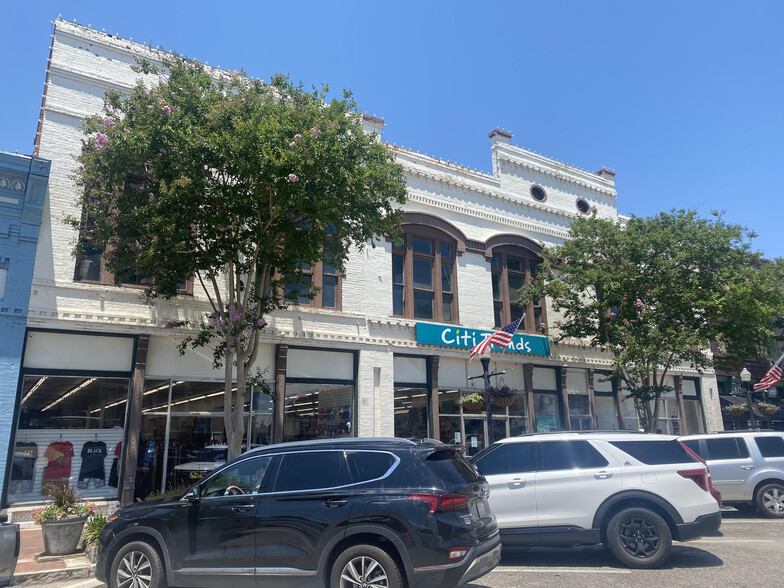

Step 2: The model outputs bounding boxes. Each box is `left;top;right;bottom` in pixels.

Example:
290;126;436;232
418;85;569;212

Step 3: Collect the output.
755;482;784;518
606;507;672;569
330;543;403;588
109;540;166;588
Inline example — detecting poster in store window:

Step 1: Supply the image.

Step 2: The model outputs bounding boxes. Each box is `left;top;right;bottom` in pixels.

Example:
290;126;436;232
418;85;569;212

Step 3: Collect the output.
535;414;558;432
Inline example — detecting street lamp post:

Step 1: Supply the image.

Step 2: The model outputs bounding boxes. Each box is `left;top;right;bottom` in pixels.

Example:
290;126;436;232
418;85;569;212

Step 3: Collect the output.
468;357;505;445
740;367;757;430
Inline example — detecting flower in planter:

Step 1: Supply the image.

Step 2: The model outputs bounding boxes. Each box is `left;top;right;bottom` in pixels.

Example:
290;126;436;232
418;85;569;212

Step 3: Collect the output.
32;486;95;524
723;403;749;416
756;402;779;415
484;385;521;408
458;392;485;408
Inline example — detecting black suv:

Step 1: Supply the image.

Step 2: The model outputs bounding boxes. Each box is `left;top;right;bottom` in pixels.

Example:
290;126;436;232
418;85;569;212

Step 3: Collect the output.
96;438;500;588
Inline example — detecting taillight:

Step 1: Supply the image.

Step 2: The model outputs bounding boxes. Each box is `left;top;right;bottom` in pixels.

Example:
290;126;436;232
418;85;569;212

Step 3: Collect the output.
408;493;470;513
678;468;709;491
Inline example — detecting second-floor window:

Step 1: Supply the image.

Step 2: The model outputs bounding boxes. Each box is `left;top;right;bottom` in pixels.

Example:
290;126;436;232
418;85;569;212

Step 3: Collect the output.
491;248;542;333
284;241;341;310
393;229;457;322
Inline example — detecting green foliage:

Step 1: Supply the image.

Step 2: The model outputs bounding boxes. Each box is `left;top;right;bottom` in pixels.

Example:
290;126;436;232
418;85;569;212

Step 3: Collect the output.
459;392;485;406
522;209;784;431
83;514;107;547
141;483;191;502
72;55;407;459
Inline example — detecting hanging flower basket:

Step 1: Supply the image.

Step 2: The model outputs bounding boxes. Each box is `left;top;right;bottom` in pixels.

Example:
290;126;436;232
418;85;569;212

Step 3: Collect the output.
724;404;748;417
459;393;485;411
492;396;517;408
485;385;521;409
756;402;779;416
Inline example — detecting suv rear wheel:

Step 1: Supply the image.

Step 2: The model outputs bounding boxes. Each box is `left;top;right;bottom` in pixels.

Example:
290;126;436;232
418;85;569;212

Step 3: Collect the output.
330;544;402;588
606;507;672;569
109;540;166;588
755;482;784;518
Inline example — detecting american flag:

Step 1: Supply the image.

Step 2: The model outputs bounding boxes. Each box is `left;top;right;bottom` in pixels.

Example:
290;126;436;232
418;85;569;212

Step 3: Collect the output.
469;317;523;362
754;351;784;392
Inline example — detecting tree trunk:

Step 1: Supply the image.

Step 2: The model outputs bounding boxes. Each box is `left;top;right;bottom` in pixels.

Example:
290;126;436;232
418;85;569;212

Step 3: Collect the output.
229;359;246;461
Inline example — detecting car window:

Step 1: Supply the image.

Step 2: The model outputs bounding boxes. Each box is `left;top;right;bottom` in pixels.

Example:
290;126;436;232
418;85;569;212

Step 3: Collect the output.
538;441;608;471
754;436;784;458
273;451;351;492
609;440;699;465
346;451;397;483
202;455;273;497
423;448;481;488
705;438;750;460
681;439;703;457
472;443;534;476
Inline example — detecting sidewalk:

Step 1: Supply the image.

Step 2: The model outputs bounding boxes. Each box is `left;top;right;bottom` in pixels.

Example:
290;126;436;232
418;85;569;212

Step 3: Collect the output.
12;526;96;585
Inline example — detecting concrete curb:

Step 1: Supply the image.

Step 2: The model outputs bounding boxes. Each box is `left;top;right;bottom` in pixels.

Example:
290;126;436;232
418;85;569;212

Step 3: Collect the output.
13;562;94;585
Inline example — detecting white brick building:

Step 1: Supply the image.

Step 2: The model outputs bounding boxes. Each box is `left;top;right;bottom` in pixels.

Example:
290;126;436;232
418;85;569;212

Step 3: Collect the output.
2;19;722;510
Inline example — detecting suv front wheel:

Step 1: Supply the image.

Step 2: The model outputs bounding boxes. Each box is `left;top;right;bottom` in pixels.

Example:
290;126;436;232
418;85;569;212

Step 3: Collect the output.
330;544;403;588
755;482;784;518
109;540;166;588
606;507;672;569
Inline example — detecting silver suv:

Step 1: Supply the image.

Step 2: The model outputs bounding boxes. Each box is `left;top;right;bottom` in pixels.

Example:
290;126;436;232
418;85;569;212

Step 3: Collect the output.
471;432;722;569
679;431;784;518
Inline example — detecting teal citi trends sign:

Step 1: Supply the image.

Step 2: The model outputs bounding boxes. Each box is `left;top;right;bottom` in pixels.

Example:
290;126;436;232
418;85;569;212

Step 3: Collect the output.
415;323;551;356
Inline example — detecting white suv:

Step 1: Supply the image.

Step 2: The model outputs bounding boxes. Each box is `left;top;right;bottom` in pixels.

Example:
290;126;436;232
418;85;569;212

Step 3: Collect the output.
680;431;784;518
471;432;722;568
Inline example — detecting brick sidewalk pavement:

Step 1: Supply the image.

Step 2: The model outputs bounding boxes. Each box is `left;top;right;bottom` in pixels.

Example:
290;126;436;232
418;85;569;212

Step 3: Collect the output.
12;526;94;585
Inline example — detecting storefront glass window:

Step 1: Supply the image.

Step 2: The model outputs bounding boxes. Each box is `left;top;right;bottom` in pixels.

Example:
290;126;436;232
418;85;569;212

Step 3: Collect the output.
10;375;128;505
283;383;354;442
394;387;428;439
534;393;559;431
595;395;618;430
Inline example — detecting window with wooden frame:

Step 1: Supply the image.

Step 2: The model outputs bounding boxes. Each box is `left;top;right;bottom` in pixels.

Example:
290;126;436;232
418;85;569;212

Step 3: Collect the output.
284;241;341;310
392;228;457;323
491;247;544;333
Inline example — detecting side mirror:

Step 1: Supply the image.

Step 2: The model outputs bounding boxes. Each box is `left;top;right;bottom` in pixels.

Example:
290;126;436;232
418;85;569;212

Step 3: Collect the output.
183;489;199;504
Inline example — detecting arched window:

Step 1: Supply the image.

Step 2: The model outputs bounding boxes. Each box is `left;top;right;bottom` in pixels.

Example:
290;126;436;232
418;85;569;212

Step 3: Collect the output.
392;214;466;323
486;236;545;334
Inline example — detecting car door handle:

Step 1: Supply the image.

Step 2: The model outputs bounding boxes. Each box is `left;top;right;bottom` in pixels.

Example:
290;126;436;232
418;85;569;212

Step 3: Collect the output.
231;504;255;512
508;479;526;489
594;472;613;480
741;465;756;470
323;499;349;508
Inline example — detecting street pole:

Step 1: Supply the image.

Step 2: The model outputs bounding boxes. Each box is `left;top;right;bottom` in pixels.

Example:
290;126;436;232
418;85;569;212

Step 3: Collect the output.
744;382;757;430
741;367;756;430
468;357;505;446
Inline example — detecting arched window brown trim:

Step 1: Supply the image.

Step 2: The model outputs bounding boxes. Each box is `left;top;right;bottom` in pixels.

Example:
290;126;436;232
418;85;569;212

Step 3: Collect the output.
392;222;459;323
399;212;468;256
486;235;545;334
484;234;543;261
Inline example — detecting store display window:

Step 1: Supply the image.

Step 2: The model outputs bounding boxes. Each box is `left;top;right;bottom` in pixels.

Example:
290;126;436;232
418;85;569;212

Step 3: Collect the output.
10;375;128;505
283;383;354;442
394;387;429;439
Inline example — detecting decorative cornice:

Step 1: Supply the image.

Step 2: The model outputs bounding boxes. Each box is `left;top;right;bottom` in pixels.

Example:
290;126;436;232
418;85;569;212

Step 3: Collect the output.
407;191;571;241
495;148;616;198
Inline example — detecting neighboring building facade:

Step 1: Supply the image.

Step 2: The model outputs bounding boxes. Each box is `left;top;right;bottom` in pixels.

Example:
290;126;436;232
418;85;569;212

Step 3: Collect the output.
0;152;50;499
2;19;722;513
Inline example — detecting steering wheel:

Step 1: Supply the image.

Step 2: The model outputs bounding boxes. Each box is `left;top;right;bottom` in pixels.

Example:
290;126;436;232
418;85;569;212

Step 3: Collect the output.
224;485;246;496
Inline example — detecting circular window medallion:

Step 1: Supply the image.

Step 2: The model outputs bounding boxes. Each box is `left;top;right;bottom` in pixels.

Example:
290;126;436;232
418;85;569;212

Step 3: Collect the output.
530;185;547;202
576;198;591;214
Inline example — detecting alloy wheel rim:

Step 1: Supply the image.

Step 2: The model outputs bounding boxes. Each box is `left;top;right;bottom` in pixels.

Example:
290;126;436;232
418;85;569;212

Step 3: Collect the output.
116;550;152;588
619;517;660;558
763;488;784;514
340;555;389;588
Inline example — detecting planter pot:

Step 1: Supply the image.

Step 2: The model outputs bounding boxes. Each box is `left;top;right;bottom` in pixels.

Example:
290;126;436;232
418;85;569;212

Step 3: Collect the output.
726;409;747;417
41;516;88;555
492;396;516;408
461;401;484;411
758;407;777;416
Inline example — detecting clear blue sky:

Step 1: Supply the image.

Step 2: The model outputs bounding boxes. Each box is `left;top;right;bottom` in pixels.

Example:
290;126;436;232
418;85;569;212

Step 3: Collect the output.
3;1;782;258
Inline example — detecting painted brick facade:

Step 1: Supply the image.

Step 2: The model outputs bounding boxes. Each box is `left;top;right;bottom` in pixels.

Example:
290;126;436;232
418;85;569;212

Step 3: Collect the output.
0;152;50;497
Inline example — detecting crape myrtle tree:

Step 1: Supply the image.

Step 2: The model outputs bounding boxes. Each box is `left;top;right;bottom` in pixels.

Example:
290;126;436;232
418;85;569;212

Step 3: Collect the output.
73;56;407;459
521;210;784;432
